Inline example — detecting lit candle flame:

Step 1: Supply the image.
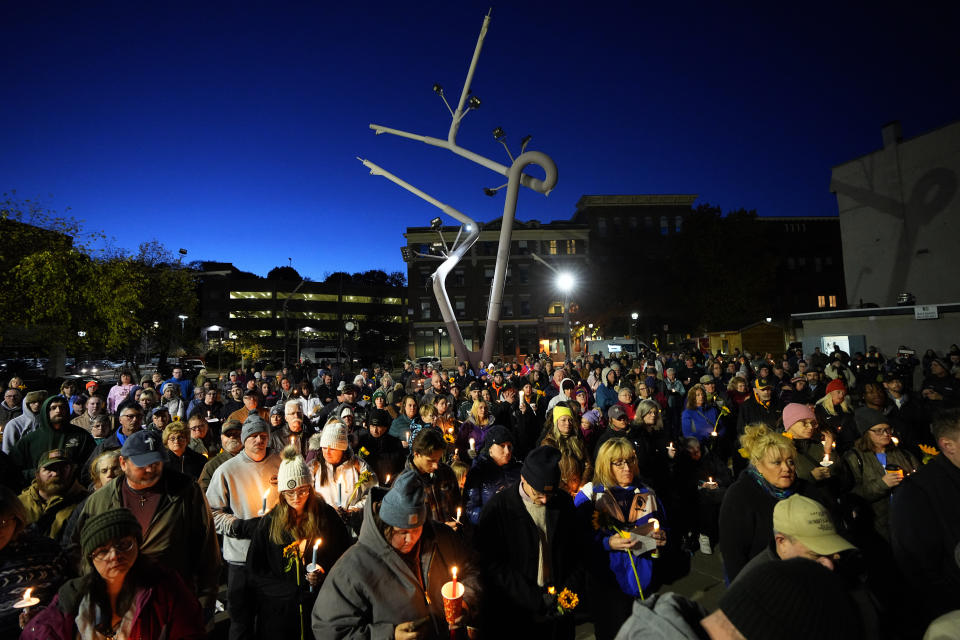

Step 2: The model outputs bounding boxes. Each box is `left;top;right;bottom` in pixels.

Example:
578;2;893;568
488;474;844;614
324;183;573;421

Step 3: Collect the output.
405;431;410;442
23;587;32;600
469;437;476;450
262;488;270;500
891;436;900;446
711;430;718;437
547;586;556;595
451;566;458;581
456;507;462;522
314;538;322;551
708;476;713;483
290;435;295;446
651;518;660;531
385;474;391;484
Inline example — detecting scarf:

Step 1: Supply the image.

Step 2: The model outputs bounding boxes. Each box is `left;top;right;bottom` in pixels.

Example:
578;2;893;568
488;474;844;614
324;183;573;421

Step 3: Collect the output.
746;464;795;501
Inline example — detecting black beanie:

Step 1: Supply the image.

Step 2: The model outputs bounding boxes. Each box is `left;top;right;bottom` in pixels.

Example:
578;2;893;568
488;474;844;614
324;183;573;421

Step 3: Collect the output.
521;446;562;493
854;407;888;436
81;508;143;560
720;558;863;640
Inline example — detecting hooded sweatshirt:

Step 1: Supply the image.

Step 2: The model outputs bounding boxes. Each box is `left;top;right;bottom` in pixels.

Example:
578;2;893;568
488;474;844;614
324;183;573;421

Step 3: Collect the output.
0;396;22;428
10;396;96;480
1;396;38;454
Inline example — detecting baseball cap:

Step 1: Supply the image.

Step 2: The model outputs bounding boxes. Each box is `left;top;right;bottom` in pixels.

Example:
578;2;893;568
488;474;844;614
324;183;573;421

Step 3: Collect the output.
120;430;165;467
38;449;70;469
221;419;242;434
608;405;628;421
754;377;774;389
773;495;856;556
700;374;715;384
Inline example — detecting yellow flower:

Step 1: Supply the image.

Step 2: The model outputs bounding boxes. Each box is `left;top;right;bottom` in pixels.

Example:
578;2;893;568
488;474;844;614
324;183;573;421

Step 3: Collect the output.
557;588;579;611
738;447;749;459
720;405;731;416
443;433;456;444
918;444;940;456
359;447;370;457
781;431;794;439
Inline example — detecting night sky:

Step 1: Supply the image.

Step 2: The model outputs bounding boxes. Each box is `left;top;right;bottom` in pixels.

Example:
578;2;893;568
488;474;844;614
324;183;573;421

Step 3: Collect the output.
3;1;958;278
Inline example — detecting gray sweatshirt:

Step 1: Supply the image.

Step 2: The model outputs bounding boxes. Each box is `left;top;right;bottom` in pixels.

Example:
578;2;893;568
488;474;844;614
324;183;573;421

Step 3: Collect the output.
205;449;281;564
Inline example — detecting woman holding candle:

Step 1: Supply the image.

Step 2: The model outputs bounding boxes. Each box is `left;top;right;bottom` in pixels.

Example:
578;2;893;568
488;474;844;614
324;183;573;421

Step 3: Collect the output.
21;508;204;639
782;403;834;487
673;437;731;555
574;438;666;640
719;424;828;582
458;400;495;461
388;395;419;440
311;421;376;534
842;408;918;545
463;425;522;525
312;469;479;639
247;446;351;639
680;384;720;444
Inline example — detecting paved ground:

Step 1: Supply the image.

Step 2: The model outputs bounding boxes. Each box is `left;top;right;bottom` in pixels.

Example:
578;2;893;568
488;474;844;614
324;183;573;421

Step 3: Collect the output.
575;547;726;639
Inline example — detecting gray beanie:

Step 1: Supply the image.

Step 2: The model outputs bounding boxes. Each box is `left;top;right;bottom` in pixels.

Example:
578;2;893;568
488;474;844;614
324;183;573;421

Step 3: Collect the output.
380;469;426;528
241;414;269;441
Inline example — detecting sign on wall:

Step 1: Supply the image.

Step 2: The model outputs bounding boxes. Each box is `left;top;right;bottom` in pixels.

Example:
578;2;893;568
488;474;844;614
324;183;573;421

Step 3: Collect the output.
914;305;939;320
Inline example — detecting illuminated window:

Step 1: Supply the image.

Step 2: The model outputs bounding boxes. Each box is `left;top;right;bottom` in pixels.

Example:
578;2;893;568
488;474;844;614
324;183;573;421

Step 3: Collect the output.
549;301;564;315
817;295;826;308
829;295;837;308
230;291;272;299
276;292;338;302
547;240;559;255
455;298;465;317
229;311;272;319
420;299;431;319
484;267;494;282
343;295;373;303
382;297;403;305
565;240;576;254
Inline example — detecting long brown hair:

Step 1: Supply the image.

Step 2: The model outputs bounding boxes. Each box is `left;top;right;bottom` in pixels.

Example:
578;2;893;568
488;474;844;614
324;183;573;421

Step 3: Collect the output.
268;490;326;546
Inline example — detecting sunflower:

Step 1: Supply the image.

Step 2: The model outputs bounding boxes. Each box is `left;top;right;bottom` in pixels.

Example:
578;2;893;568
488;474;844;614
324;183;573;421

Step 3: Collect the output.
443;433;456;444
557;588;579;611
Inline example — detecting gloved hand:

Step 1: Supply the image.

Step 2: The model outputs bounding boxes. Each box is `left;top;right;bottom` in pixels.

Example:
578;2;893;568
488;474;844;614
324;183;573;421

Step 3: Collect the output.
468;448;478;460
232;517;261;539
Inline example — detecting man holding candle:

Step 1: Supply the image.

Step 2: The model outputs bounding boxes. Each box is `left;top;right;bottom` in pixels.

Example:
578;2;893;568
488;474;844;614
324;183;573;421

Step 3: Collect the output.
312;469;480;639
405;429;461;527
206;414;281;640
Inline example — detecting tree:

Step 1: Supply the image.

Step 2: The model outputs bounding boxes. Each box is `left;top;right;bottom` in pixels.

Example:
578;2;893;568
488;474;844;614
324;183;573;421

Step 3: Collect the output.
267;266;302;281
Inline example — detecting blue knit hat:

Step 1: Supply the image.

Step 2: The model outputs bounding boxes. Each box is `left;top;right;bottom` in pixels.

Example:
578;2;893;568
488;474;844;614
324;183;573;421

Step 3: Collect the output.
380;469;426;528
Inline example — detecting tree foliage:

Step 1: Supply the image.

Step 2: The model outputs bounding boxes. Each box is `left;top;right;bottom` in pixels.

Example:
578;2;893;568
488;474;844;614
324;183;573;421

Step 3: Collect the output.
1;196;198;363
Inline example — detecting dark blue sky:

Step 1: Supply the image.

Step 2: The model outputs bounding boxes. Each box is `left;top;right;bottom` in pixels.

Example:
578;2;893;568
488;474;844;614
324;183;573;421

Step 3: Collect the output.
3;1;957;278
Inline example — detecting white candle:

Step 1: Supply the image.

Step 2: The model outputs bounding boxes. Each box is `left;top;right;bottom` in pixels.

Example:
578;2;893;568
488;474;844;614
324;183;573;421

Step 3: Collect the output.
820;452;833;467
312;538;321;565
456;507;462;524
469;437;476;451
667;442;675;453
337;479;342;507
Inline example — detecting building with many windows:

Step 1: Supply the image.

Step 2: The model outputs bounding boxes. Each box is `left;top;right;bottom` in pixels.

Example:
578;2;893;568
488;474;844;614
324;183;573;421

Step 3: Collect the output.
403;217;589;362
197;263;408;365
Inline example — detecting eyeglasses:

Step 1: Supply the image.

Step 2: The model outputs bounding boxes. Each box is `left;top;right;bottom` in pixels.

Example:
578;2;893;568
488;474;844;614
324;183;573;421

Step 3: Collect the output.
90;537;136;561
120;413;142;420
611;459;634;468
283;487;311;498
869;427;894;435
168;435;188;442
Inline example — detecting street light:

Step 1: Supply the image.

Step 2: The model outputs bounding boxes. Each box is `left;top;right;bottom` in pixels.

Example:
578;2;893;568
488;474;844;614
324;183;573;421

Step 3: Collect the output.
631;312;639;358
297;326;315;364
556;272;575;359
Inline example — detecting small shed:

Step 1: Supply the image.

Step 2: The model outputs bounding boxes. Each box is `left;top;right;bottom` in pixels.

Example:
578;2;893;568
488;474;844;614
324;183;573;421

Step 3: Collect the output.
705;321;786;356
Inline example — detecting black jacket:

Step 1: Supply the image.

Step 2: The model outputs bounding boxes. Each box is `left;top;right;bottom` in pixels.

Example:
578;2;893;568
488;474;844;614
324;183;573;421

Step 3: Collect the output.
475;482;588;638
719;471;826;582
736;396;783;435
356;431;406;484
890;454;960;632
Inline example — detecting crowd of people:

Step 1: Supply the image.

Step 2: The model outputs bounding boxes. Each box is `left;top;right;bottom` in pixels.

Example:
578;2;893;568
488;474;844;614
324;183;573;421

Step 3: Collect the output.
0;342;957;639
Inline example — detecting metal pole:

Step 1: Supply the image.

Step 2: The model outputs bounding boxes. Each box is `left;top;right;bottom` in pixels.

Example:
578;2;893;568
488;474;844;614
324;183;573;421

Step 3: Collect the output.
562;292;570;361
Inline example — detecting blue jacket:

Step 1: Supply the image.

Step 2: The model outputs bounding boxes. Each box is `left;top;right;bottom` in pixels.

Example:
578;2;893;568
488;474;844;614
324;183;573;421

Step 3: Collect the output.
574;482;664;598
681;406;720;442
463;453;521;525
596;383;619;415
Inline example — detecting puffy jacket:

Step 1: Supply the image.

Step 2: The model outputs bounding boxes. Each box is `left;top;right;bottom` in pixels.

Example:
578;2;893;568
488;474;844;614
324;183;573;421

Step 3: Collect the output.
463;453;521;524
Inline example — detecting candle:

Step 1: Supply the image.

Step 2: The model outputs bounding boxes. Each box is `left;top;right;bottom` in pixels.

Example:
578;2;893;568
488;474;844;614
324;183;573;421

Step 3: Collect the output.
547;586;556;595
290;435;295;447
455;507;462;524
405;431;411;444
891;436;900;446
385;474;391;485
650;518;660;558
337;479;342;507
666;442;675;453
820;452;833;467
469;437;476;451
710;430;718;438
13;586;40;609
261;488;269;514
451;566;458;592
312;538;321;565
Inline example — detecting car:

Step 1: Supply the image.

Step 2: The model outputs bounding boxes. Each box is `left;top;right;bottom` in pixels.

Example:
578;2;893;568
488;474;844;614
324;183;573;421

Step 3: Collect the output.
415;356;441;369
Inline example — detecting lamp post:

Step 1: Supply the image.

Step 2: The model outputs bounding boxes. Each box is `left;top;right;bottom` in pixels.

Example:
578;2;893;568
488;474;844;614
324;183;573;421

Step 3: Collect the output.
631;312;639;360
556;272;575;360
297;326;315;364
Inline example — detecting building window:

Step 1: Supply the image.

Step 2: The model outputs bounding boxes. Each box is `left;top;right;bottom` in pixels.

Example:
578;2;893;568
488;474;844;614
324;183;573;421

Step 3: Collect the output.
503;298;514;317
798;257;806;267
420;270;431;286
660;216;668;236
229;310;273;318
629;217;638;229
455;298;466;317
454;270;465;287
675;216;683;233
520;298;531;316
829;295;837;308
517;240;529;255
549;301;564;315
597;218;607;236
547;240;559;255
613;217;622;229
565;240;576;255
420;299;431;319
229;291;272;299
483;267;494;283
517;265;529;285
644;216;653;229
814;257;822;273
817;295;826;308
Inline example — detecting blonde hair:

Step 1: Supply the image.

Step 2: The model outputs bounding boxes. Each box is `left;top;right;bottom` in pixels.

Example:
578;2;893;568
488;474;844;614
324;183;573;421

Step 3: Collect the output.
419;404;437;420
162;421;189;444
727;376;748;392
739;424;796;466
469;400;490;425
635;400;663;430
594;438;640;488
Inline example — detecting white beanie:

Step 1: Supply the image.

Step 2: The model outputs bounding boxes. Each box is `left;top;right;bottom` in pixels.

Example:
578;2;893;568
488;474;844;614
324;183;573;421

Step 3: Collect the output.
277;445;312;491
320;422;348;451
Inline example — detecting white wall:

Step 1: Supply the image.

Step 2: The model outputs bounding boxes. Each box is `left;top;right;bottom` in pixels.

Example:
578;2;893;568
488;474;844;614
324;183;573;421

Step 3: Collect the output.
830;121;960;307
